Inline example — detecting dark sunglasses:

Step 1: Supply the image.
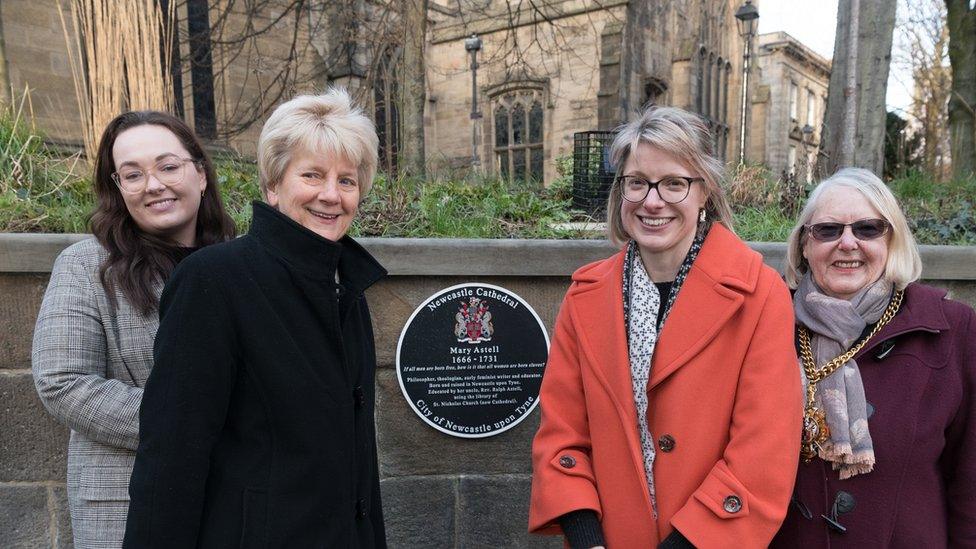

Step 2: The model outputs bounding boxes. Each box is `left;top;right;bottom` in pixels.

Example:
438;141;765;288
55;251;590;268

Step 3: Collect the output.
804;219;890;242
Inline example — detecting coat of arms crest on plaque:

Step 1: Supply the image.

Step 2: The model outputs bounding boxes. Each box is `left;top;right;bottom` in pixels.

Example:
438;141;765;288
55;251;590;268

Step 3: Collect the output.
454;297;493;343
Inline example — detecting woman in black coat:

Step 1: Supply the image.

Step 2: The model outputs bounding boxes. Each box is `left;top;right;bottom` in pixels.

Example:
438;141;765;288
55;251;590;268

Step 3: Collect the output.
124;88;387;548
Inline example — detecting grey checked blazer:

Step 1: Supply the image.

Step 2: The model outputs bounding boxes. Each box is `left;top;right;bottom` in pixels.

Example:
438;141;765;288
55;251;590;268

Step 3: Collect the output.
32;239;158;549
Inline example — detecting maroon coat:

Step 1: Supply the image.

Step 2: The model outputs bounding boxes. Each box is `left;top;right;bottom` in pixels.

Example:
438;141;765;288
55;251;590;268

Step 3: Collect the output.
772;282;976;548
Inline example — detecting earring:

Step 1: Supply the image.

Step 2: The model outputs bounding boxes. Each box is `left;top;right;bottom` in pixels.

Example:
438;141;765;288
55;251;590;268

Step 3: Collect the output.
699;209;706;223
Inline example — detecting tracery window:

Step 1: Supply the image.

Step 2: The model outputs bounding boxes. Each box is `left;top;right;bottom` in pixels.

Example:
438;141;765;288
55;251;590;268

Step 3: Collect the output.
492;90;544;182
695;48;730;159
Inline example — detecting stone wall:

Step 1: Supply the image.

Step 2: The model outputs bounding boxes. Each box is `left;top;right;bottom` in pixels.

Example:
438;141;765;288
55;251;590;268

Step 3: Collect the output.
0;0;79;144
0;0;323;154
1;234;974;548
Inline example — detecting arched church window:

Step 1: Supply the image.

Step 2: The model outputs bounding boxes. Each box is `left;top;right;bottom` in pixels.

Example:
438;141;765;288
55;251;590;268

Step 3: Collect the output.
492;90;545;183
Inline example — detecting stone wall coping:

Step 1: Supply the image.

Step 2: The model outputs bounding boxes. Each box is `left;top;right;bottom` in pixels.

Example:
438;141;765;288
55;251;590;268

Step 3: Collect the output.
1;233;974;279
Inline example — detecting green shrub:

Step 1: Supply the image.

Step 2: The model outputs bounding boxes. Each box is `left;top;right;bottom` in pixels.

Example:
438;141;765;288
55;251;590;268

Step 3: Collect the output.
0;105;94;233
213;155;261;232
354;175;580;238
2;108;974;245
893;175;976;245
888;170;935;200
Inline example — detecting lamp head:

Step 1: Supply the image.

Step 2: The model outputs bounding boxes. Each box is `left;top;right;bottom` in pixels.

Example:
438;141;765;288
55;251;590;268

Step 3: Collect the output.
464;34;483;52
735;0;760;38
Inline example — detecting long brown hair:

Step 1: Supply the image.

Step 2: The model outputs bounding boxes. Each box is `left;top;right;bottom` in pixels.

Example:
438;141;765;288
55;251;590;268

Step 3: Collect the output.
90;111;236;315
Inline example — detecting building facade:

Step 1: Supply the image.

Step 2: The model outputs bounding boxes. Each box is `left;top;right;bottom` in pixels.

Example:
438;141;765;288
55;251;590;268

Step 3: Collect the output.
424;0;751;183
749;31;831;181
1;1;827;185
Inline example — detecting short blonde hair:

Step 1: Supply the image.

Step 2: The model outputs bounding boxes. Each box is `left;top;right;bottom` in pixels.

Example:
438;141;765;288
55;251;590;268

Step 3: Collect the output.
257;87;379;198
784;167;922;289
605;106;735;248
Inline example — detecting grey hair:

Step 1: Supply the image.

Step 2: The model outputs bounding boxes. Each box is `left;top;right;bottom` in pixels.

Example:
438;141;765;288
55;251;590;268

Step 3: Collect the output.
257;87;379;198
784;167;922;289
605;106;734;248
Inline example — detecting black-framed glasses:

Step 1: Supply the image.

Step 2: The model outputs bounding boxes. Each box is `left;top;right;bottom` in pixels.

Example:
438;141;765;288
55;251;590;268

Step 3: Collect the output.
805;219;890;242
619;175;703;204
111;155;201;194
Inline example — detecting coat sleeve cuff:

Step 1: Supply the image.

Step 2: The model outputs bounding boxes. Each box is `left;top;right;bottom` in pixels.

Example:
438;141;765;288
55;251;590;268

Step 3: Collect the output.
558;509;605;548
659;529;695;549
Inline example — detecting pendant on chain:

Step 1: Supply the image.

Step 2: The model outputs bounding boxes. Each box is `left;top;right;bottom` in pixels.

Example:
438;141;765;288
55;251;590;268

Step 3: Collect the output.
801;406;830;462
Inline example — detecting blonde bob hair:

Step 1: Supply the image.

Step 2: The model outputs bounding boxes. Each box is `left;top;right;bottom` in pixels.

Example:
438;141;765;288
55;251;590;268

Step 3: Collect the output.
784;167;922;290
605;106;734;248
257;87;379;199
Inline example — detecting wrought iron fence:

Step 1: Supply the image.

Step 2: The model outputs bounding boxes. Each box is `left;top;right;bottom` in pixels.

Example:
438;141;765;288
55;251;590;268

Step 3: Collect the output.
572;131;617;215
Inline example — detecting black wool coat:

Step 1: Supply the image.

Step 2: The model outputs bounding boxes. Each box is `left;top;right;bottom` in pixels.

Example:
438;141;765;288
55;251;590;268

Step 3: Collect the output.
124;202;388;548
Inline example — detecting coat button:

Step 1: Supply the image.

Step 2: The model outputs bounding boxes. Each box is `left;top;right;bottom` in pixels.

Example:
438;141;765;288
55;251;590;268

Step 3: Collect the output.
658;434;676;452
356;498;368;520
353;386;365;408
558;455;576;468
723;495;742;514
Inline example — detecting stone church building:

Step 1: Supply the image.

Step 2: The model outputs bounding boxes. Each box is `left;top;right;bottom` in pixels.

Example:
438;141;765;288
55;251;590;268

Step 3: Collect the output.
0;0;828;184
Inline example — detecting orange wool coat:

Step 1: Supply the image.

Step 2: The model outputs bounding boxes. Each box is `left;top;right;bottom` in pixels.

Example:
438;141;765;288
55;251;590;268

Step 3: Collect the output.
529;224;802;548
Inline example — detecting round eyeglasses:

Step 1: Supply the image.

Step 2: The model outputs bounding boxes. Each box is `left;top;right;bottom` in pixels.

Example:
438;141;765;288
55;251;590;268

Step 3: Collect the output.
804;219;890;242
111;155;201;194
619;175;703;204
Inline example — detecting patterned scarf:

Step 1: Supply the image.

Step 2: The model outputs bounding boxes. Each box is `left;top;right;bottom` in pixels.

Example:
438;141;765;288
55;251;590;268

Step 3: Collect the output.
622;217;711;517
793;272;892;479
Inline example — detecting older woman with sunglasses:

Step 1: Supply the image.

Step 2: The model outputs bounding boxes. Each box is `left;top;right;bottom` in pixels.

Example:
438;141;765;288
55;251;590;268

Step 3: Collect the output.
530;106;801;548
771;168;976;547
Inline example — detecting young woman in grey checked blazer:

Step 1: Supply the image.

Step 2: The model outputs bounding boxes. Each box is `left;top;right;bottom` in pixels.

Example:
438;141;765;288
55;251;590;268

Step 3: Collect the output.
31;111;235;548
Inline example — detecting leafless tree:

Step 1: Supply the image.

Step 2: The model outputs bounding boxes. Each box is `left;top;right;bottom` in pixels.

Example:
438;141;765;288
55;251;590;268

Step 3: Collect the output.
894;0;951;179
400;0;427;178
945;0;975;179
822;0;897;175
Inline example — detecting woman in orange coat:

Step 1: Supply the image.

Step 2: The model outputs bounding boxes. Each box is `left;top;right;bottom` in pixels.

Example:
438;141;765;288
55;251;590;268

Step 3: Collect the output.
529;106;802;548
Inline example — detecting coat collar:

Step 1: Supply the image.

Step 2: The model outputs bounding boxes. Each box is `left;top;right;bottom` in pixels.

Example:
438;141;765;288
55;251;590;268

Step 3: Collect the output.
878;282;950;336
566;224;762;509
854;282;951;364
569;225;763;388
248;201;387;294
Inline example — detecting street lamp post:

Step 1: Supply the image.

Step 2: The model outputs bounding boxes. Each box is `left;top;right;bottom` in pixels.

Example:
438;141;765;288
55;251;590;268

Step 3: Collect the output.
801;123;815;182
735;0;759;166
464;34;483;169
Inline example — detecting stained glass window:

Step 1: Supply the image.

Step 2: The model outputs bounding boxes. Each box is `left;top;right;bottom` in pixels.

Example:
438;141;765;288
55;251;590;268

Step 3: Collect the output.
495;106;509;147
529;102;543;143
530;147;544;182
513;149;526;181
512;103;525;145
492;91;544;183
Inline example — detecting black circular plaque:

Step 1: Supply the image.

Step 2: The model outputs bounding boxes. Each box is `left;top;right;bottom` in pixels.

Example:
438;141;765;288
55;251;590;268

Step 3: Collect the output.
396;283;549;438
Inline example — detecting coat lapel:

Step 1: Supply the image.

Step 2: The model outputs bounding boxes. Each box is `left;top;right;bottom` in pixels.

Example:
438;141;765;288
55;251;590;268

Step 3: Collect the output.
569;252;656;513
649;224;762;390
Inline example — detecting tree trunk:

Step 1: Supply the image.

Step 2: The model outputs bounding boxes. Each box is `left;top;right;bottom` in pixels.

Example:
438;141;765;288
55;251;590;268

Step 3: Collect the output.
945;0;976;179
187;0;217;139
839;0;859;167
0;10;11;106
823;0;897;175
400;0;427;179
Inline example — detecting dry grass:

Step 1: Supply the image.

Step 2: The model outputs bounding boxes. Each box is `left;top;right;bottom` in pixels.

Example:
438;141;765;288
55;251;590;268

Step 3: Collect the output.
57;0;175;162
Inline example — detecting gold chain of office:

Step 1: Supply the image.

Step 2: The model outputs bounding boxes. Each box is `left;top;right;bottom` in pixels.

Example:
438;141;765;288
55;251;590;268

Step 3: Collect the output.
797;290;904;462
